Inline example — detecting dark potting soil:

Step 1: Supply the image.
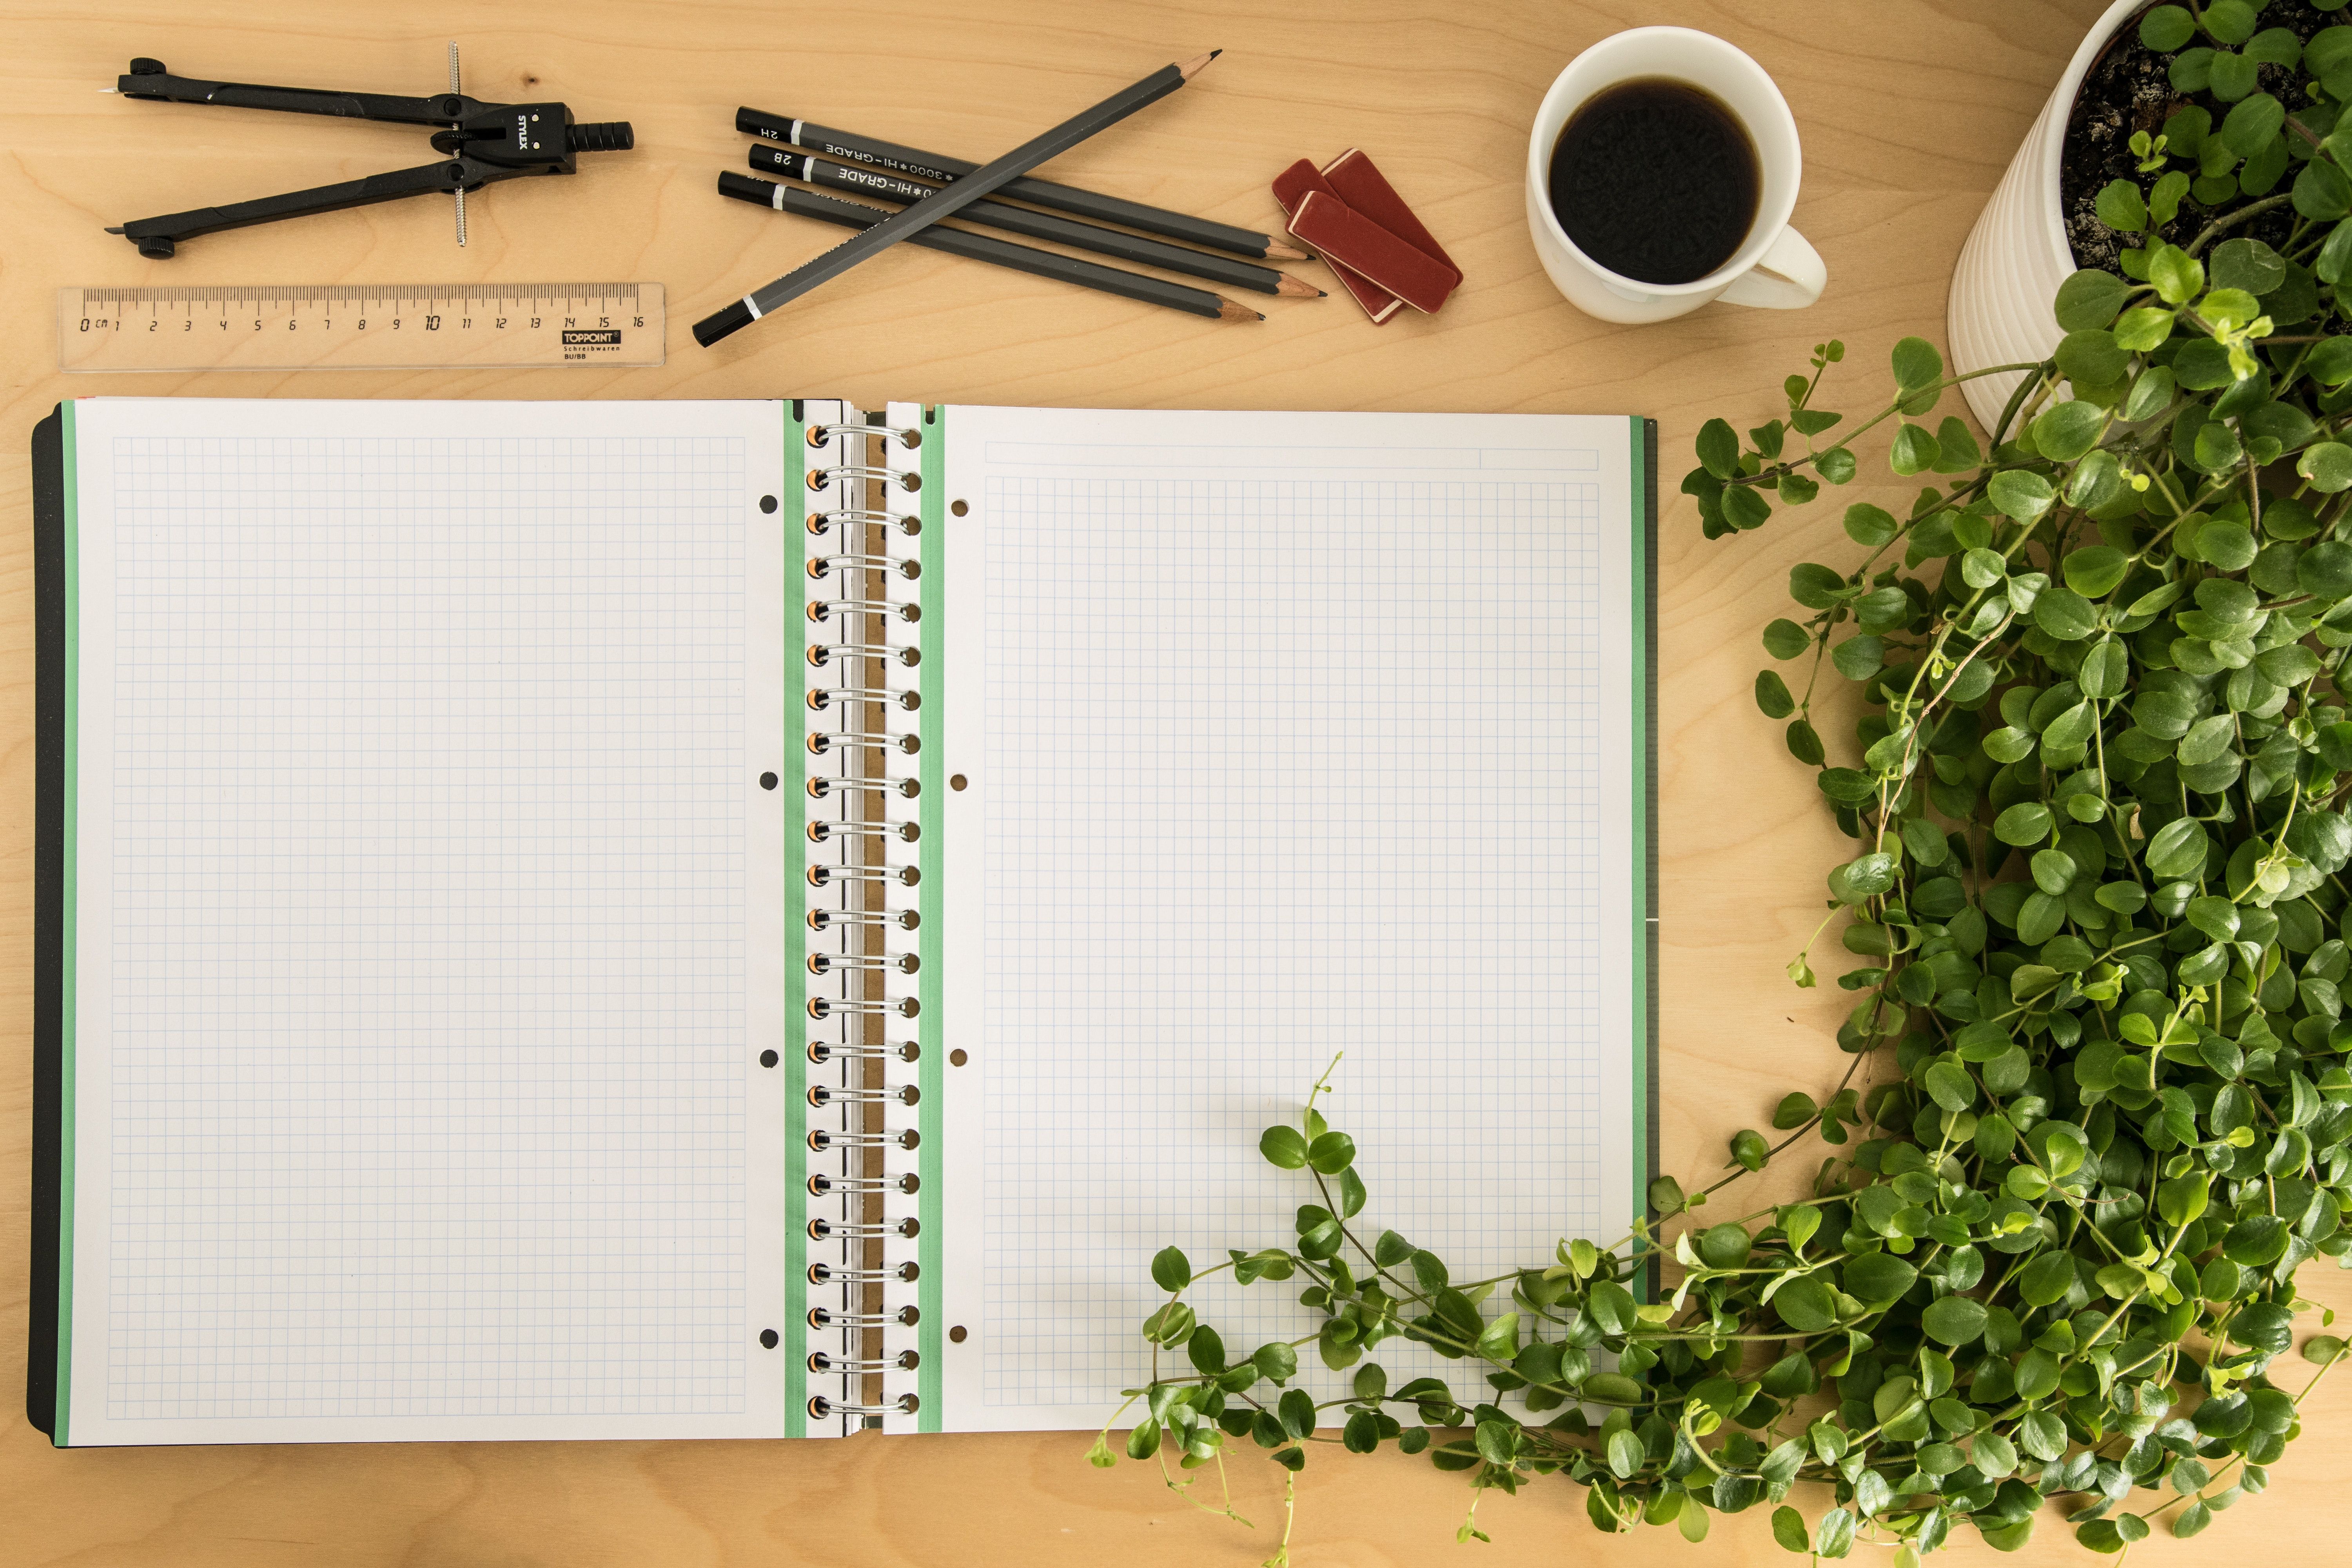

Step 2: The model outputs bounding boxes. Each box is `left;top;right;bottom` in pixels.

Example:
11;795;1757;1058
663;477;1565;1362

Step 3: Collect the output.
2060;1;2331;272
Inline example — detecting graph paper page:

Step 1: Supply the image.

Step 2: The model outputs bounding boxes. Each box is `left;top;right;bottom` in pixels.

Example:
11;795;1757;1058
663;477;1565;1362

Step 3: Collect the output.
60;398;789;1445
935;407;1644;1431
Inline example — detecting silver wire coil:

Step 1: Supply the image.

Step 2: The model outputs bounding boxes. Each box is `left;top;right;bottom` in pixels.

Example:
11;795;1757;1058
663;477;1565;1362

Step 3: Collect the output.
807;821;918;846
808;641;920;668
809;952;919;977
802;412;924;1411
808;464;919;492
806;422;920;450
807;1039;919;1062
806;775;919;800
809;730;920;757
808;1171;920;1195
808;1216;921;1240
809;553;921;580
810;1306;920;1329
808;908;920;933
807;864;920;889
806;995;918;1020
806;508;920;536
808;1082;920;1106
809;1395;918;1418
808;597;920;624
808;1262;920;1285
808;686;920;713
808;1350;920;1374
808;1127;920;1152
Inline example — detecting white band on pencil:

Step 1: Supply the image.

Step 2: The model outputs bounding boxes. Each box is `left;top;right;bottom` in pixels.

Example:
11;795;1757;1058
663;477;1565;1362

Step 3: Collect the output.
743;295;764;320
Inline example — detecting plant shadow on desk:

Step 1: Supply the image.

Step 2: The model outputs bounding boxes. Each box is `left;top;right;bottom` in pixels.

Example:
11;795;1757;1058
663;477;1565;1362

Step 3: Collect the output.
1097;4;2352;1561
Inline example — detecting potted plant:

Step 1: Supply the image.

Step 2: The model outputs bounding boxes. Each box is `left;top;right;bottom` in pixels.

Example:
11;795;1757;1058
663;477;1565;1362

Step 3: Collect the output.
1098;4;2352;1560
1954;0;2352;429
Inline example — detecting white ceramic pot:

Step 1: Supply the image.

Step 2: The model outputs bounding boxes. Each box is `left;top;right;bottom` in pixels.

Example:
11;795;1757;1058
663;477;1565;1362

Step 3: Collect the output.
1947;0;2146;430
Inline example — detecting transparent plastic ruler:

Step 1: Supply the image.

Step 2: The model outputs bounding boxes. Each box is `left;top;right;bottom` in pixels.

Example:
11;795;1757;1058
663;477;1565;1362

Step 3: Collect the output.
59;282;665;371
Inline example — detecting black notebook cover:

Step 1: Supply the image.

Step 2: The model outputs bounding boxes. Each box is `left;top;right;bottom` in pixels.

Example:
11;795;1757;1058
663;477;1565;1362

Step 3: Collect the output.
29;403;64;1435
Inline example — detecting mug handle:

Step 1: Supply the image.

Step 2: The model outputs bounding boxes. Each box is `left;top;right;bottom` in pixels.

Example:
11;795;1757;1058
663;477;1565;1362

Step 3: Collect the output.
1717;227;1826;310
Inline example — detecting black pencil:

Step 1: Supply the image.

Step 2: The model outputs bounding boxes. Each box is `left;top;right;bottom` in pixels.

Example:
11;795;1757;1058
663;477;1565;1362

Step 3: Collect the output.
719;174;1260;323
737;105;1307;263
698;52;1221;345
748;146;1321;299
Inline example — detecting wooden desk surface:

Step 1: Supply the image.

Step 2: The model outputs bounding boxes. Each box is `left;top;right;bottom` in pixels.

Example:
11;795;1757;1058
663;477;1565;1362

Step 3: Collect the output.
5;0;2345;1561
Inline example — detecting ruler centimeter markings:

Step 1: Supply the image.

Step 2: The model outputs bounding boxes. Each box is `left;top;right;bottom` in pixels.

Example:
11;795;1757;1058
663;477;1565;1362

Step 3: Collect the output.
58;283;666;371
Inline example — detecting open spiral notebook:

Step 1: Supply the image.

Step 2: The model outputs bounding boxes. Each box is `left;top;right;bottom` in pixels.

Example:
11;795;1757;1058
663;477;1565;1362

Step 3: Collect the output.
31;396;1656;1445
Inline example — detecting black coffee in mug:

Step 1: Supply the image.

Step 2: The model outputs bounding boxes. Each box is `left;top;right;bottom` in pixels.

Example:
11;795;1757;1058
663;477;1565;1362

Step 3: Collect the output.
1547;76;1760;286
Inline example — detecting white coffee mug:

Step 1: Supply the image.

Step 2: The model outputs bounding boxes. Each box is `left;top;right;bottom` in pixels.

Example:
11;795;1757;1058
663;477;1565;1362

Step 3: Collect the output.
1525;27;1826;323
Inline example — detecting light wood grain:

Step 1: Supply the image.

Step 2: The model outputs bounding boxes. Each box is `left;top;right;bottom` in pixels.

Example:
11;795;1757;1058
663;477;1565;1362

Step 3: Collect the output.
6;0;2347;1562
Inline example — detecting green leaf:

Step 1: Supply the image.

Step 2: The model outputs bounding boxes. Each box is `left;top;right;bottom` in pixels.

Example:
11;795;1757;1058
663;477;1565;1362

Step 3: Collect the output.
1988;470;2055;523
2063;545;2131;598
1891;423;1940;475
1254;1341;1298;1381
2142;4;2196;49
2300;441;2352;492
2149;244;2206;306
2095;178;2147;232
1843;502;1898;546
2145;817;2211;880
1604;1426;1642;1477
1588;1279;1638;1336
2030;399;2105;461
2207;0;2259;44
1892;336;1944;391
2212;237;2287;296
1755;670;1796;719
1151;1245;1192;1292
1762;618;1811;659
2056;328;2129;388
1696;419;1739;480
1773;1275;1837;1333
2300;541;2352;596
1922;1294;1989;1345
2210;48;2260;101
1995;802;2054;845
2124;363;2176;420
1934;417;1983;472
2309;337;2352;386
1772;1091;1819;1130
1259;1125;1308;1169
2055;269;2130;330
1306;1131;1356;1174
1731;1128;1770;1171
1723;484;1772;530
1789;563;1848;609
2220;92;2285;156
1842;1251;1918;1303
1925;1061;1976;1112
1771;1505;1809;1552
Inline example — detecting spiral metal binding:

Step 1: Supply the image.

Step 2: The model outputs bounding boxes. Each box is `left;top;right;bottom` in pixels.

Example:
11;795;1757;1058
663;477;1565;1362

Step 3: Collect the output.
806;508;920;537
802;402;924;1435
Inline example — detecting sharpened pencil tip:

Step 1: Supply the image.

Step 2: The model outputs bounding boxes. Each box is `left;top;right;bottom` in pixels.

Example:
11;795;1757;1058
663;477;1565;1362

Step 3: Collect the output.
1179;51;1221;79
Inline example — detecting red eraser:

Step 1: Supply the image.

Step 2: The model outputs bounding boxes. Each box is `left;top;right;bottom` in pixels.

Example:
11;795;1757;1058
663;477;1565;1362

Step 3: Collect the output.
1286;190;1459;314
1319;149;1461;288
1272;159;1402;324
